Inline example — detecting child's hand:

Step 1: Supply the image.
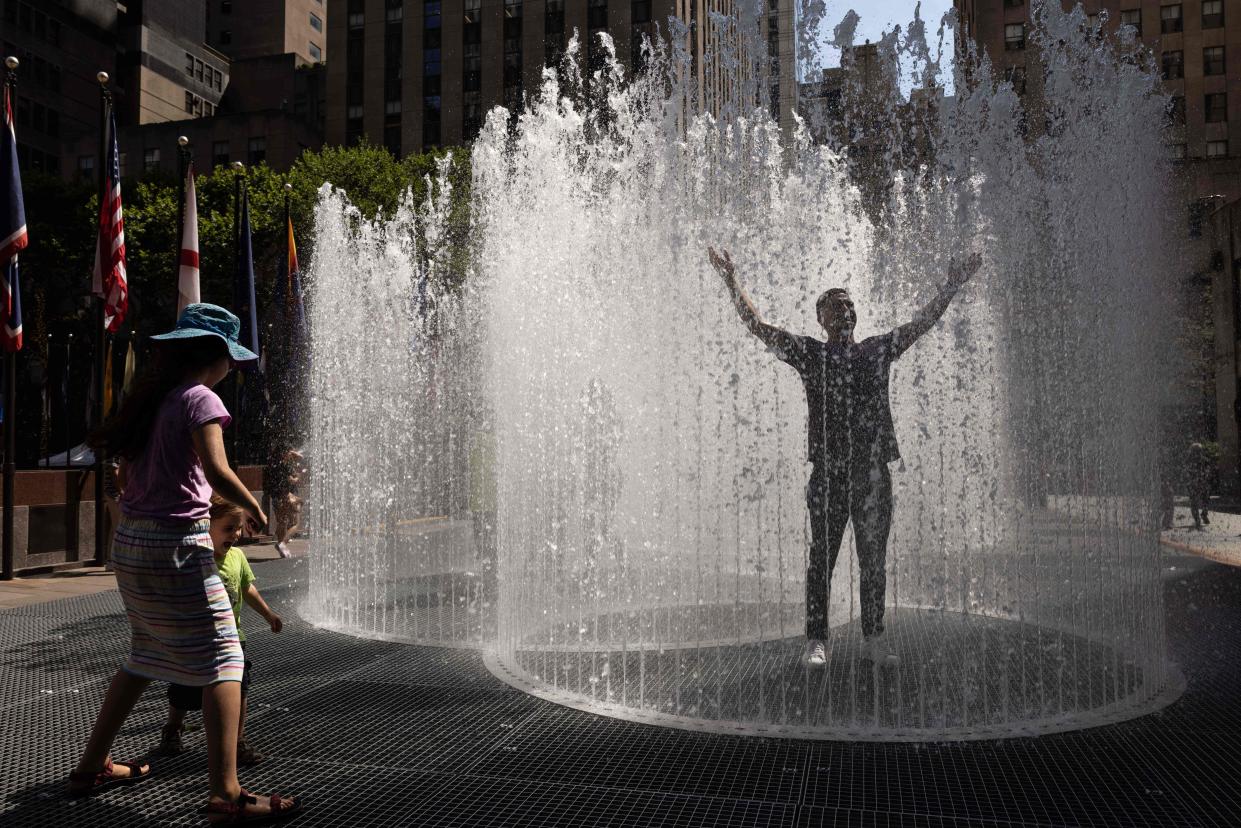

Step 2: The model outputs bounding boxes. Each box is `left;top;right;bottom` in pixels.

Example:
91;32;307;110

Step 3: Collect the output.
268;614;283;634
246;507;268;535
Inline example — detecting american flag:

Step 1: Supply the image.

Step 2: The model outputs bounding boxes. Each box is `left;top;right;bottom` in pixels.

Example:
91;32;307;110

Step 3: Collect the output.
91;105;127;333
1;77;28;351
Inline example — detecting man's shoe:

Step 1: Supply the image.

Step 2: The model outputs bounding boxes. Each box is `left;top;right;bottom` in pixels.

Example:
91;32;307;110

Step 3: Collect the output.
863;634;898;665
805;639;828;667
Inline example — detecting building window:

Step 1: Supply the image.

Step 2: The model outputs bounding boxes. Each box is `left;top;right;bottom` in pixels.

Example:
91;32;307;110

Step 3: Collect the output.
464;47;481;92
424;47;441;75
309;42;322;61
386;1;403;23
347;104;364;119
506;0;522;18
1205;46;1225;76
1203;0;1224;28
1206;92;1227;123
348;12;364;28
185;90;196;114
1169;143;1186;160
186;52;194;76
1004;23;1025;51
1004;65;1027;95
212;141;229;166
1003;0;1023;6
385;100;402;115
1207;140;1229;158
310;13;322;31
1160;5;1182;34
1162;50;1183;80
424;0;441;28
632;0;651;24
77;155;94;180
1167;95;1185;124
588;0;607;30
248;137;267;165
143;147;160;171
221;30;232;44
463;91;482;139
384;124;401;156
1120;9;1141;31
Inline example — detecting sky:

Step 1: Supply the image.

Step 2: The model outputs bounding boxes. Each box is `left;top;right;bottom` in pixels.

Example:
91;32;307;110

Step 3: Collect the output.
811;0;958;90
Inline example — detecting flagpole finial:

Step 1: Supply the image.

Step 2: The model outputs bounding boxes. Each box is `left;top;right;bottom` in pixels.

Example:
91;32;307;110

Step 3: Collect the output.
96;71;109;85
4;56;17;71
177;135;189;147
284;183;293;192
232;161;244;170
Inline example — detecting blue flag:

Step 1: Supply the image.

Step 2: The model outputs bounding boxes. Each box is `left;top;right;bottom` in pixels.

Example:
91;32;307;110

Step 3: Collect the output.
233;190;259;365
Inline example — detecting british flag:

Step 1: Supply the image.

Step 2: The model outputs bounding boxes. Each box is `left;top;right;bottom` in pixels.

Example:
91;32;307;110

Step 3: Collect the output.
1;77;28;351
91;105;126;333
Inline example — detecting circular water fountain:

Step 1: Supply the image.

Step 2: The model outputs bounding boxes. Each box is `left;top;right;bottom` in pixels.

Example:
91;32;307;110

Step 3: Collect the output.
306;5;1184;739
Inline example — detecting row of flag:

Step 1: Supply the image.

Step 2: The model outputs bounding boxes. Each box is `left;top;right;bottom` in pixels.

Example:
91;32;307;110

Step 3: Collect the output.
0;80;306;412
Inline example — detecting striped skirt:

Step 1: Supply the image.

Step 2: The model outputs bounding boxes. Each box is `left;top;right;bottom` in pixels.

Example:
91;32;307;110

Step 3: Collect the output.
112;516;245;687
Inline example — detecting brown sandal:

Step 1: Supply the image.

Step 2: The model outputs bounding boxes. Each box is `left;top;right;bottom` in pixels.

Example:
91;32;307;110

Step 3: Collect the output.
205;789;301;825
66;757;151;798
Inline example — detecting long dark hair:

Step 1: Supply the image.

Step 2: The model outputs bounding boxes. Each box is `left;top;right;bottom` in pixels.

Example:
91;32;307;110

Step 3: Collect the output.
89;336;229;460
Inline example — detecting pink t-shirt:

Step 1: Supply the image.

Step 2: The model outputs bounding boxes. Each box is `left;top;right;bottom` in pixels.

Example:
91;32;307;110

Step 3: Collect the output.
120;383;231;522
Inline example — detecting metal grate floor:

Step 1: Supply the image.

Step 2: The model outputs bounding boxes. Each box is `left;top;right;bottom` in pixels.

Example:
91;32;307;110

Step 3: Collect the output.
2;554;1240;826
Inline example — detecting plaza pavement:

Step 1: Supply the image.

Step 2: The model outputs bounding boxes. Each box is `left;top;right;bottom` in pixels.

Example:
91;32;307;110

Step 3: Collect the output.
0;538;309;611
4;521;1241;825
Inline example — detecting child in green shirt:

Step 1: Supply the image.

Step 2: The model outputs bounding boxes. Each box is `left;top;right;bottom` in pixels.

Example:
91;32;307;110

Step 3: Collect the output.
158;496;282;765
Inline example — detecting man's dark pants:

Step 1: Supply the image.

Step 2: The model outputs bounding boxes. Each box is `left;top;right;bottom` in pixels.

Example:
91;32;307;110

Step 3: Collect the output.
805;458;893;641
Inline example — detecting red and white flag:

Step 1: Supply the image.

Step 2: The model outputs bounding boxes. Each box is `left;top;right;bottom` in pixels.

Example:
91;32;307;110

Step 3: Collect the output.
176;161;199;314
91;104;127;333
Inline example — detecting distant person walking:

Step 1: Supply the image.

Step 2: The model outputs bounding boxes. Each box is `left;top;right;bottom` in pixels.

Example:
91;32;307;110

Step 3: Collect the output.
71;304;299;823
1188;442;1213;531
709;246;980;666
268;448;304;558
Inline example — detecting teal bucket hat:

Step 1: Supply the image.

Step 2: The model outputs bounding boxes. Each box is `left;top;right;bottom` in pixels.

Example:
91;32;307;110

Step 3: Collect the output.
150;303;259;363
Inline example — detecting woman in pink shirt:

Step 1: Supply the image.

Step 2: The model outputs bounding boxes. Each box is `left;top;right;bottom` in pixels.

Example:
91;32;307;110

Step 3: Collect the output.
70;304;300;824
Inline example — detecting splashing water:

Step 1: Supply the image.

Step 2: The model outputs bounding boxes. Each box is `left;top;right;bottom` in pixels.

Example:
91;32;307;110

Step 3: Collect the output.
307;3;1182;739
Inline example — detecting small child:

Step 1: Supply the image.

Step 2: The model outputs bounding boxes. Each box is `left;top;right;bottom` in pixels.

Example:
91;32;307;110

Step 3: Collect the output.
159;495;283;766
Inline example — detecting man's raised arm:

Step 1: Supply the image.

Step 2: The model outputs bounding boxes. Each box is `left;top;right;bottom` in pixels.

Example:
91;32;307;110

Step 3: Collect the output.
708;246;795;352
893;252;982;356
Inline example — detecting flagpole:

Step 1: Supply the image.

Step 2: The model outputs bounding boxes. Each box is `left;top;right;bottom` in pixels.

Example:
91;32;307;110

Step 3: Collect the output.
1;56;18;581
230;161;244;462
281;182;291;455
92;71;110;568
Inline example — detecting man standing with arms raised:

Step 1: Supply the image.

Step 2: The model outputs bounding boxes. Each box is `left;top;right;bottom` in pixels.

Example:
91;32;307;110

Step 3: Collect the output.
707;246;981;666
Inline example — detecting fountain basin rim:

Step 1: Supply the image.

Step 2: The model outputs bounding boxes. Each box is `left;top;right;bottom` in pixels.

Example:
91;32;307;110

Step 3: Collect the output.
481;647;1187;743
